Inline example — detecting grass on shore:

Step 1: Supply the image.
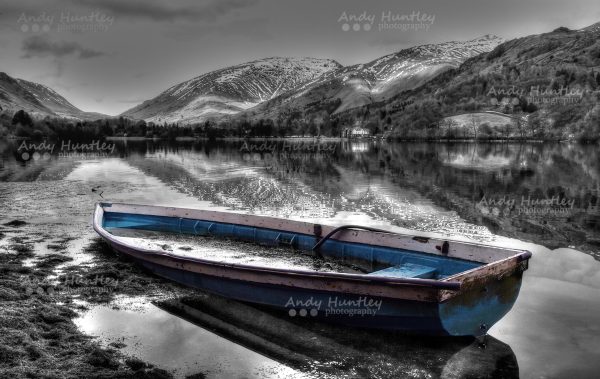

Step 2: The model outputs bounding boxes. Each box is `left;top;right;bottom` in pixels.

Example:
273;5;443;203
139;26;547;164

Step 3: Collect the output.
0;221;193;379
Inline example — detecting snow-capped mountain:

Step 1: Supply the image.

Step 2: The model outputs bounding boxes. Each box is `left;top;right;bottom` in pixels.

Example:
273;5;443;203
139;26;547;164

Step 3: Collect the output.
121;57;342;124
0;72;106;120
238;35;504;121
352;34;502;103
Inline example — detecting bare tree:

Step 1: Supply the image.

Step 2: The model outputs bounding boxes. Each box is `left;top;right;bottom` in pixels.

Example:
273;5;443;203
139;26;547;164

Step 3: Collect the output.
514;118;526;139
470;114;478;139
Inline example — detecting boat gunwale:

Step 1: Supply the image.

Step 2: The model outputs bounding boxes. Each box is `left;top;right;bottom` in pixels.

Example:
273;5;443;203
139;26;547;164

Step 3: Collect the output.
98;202;531;264
92;203;531;295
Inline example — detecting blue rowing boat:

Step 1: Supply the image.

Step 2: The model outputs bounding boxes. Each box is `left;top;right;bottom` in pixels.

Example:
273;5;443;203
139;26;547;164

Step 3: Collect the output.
93;202;531;336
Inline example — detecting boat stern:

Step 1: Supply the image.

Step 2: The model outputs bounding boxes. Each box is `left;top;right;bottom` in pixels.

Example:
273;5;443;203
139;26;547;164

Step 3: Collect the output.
438;252;530;336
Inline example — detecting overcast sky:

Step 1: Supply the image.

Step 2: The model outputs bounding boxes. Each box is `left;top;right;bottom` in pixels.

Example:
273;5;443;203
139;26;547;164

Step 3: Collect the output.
0;0;599;116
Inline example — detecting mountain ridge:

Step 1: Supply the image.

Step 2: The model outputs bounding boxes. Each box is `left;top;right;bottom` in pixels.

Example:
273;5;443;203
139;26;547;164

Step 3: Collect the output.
121;57;342;124
327;22;600;140
0;72;107;120
233;35;504;123
120;35;503;125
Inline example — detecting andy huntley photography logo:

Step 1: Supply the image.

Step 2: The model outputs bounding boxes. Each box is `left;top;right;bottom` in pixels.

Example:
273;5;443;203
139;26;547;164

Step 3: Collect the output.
337;10;435;32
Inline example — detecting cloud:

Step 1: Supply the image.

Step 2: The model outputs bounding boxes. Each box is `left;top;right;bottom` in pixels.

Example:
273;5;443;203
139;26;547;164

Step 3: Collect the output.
531;248;600;289
22;35;105;59
75;0;259;22
164;16;271;41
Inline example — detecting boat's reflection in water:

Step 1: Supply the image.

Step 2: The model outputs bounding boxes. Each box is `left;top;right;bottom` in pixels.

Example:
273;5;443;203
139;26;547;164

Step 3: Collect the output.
157;293;519;378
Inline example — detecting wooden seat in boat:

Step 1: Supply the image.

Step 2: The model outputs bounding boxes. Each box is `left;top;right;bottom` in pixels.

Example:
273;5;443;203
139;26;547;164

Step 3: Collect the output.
367;263;437;279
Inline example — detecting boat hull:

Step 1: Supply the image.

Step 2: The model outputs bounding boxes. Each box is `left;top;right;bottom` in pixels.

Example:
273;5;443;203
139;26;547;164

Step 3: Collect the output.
94;203;530;336
108;240;523;336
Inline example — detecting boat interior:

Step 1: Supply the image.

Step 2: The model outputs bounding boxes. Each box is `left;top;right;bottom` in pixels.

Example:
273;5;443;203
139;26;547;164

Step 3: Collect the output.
101;210;489;280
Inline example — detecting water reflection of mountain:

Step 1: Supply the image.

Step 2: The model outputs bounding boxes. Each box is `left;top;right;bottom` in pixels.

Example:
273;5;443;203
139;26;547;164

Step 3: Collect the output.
2;139;598;253
233;141;600;250
118;141;496;241
124;148;338;220
373;143;600;253
117;140;600;252
277;141;596;253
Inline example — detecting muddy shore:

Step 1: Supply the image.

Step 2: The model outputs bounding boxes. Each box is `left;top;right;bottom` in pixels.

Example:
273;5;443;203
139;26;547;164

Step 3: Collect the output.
0;220;204;379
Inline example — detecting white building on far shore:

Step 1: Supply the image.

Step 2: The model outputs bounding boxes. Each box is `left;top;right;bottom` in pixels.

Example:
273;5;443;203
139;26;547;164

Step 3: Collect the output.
342;126;370;138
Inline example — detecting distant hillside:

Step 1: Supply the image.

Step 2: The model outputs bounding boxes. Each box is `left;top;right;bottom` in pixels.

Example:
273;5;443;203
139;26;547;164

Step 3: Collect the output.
338;23;600;140
233;35;503;124
121;57;342;124
0;72;106;120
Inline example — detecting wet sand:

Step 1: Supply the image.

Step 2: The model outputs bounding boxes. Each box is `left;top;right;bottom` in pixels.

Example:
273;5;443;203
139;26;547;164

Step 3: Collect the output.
0;221;179;378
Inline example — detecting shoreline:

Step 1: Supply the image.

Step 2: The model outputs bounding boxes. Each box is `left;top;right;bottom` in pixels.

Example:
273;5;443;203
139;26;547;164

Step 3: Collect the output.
5;130;595;144
0;221;198;378
85;136;587;144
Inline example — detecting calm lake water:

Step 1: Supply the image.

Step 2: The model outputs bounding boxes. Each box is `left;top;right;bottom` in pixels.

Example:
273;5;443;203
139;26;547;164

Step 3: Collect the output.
1;139;600;378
